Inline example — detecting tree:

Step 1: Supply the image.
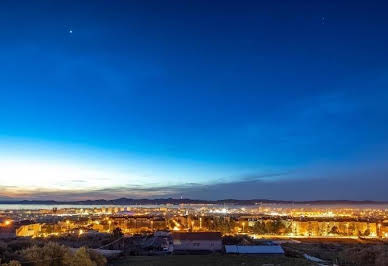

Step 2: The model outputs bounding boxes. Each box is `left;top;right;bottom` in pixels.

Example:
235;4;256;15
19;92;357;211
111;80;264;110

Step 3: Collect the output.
70;248;106;266
87;250;107;266
21;242;106;266
262;220;286;234
21;242;70;266
252;222;266;234
212;217;233;234
68;247;94;266
284;223;293;234
45;225;54;235
168;220;175;229
329;226;339;235
271;220;286;234
112;227;123;239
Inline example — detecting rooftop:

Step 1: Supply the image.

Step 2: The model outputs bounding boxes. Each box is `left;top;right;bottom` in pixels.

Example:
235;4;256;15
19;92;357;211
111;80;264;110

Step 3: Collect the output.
172;232;222;241
225;245;285;254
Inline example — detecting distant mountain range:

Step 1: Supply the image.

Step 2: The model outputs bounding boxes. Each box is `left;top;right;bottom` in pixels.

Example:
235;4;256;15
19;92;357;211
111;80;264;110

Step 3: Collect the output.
1;198;388;205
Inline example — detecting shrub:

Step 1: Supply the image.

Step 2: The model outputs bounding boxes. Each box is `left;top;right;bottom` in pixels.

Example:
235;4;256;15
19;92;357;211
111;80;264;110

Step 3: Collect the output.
20;242;106;266
1;260;21;266
338;245;388;266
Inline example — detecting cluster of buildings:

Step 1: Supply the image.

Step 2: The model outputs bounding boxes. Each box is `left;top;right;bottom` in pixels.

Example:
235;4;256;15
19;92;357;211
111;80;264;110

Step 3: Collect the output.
1;204;388;240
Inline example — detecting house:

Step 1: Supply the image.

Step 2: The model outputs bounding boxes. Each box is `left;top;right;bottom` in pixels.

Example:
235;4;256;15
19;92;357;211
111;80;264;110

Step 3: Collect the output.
225;245;285;255
172;232;222;253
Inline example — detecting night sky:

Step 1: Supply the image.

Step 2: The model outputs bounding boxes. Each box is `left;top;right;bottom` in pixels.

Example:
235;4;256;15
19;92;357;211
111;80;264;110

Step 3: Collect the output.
1;0;388;201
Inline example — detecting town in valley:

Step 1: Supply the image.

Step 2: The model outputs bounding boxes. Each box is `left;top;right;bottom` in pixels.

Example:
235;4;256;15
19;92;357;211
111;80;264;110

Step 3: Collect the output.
1;201;388;265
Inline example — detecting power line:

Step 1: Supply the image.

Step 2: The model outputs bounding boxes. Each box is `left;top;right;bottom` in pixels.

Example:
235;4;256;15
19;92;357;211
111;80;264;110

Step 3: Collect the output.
97;236;124;249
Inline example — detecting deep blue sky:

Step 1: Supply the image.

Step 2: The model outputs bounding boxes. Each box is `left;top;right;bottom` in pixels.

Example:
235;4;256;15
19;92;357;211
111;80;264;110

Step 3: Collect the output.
0;0;388;200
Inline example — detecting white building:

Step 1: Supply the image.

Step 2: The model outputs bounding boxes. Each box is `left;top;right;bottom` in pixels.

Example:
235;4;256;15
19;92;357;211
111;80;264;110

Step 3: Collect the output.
225;245;285;255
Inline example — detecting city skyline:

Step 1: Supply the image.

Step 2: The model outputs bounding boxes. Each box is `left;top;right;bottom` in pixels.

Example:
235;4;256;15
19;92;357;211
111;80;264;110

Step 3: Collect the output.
1;0;388;200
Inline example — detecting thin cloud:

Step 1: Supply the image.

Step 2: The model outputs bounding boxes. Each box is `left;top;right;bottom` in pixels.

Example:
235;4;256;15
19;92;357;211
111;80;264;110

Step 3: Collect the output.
1;154;388;201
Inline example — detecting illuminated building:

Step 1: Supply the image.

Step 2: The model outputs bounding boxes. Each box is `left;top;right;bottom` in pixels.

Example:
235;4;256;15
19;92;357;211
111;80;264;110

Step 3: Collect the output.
16;224;42;237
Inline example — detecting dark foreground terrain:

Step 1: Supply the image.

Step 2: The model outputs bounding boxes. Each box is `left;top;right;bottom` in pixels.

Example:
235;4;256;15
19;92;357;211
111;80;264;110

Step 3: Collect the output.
110;254;312;266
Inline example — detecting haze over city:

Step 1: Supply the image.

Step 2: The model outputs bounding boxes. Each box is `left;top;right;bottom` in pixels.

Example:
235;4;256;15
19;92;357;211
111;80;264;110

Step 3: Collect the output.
1;0;388;201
